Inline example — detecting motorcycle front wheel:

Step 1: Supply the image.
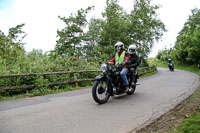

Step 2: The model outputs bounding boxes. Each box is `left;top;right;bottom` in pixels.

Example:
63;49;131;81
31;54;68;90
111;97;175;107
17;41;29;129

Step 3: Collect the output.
127;84;136;95
92;80;110;104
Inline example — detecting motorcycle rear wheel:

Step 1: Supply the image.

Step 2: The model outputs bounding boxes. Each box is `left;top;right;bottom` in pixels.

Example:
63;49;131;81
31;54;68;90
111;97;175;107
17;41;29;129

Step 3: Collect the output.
127;84;136;95
92;80;110;104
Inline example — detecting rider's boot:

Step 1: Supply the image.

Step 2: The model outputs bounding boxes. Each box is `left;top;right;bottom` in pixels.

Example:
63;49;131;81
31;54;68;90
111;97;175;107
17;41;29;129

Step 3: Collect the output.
124;86;129;93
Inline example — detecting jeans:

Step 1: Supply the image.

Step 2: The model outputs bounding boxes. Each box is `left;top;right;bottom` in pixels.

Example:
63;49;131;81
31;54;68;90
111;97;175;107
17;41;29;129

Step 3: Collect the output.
120;68;129;86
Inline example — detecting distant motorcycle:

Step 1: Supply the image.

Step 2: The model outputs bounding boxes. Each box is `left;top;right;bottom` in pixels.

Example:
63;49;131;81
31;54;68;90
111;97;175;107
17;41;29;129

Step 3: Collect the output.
168;63;174;71
92;62;138;104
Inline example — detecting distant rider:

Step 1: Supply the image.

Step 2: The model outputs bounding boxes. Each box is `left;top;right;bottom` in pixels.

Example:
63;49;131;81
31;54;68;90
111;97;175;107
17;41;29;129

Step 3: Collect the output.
168;59;174;71
168;59;173;64
168;59;173;66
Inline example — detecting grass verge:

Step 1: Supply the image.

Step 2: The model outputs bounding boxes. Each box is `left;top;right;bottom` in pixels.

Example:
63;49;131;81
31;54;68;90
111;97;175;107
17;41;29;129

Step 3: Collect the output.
0;85;93;101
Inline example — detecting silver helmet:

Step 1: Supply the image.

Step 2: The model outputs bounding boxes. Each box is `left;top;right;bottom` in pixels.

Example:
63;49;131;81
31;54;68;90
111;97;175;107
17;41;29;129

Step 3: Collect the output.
115;41;124;49
128;45;136;54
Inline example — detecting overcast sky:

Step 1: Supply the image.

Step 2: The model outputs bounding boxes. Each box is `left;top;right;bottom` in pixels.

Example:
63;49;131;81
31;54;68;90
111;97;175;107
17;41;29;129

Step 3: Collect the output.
0;0;200;57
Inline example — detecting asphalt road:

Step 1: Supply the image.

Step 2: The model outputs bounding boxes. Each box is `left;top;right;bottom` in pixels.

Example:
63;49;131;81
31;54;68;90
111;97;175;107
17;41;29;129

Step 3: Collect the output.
0;68;199;133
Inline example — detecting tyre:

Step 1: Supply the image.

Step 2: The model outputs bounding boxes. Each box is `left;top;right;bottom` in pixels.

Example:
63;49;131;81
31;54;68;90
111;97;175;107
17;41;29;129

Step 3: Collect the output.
92;80;110;104
127;83;136;95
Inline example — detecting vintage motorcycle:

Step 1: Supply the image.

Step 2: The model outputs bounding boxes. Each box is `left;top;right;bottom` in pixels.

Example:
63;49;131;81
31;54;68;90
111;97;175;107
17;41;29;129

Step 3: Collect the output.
92;62;138;104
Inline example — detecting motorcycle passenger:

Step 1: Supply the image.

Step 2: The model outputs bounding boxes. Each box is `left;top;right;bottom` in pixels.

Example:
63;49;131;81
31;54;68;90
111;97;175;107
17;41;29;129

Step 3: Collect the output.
109;41;130;92
127;44;141;85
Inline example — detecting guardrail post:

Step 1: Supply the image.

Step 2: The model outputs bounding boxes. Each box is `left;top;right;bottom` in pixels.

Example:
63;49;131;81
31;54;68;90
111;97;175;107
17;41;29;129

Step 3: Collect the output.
74;73;78;87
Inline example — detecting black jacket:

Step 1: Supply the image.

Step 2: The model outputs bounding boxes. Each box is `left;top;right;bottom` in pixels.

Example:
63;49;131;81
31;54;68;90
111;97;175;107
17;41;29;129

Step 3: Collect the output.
127;53;141;68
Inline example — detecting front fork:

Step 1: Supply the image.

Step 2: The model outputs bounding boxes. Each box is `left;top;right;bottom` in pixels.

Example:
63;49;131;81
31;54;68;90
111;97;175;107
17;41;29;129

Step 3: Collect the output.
105;74;113;96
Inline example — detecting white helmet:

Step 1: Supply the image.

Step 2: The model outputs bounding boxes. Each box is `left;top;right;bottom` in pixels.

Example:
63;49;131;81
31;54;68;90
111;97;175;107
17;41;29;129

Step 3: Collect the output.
115;41;124;49
128;45;136;54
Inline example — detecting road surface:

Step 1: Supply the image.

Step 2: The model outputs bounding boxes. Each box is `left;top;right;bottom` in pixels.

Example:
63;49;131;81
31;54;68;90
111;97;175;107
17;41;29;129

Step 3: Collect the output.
0;68;199;133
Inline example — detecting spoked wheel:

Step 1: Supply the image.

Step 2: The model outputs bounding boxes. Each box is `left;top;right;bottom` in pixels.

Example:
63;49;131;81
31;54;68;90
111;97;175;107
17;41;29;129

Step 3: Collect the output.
92;80;110;104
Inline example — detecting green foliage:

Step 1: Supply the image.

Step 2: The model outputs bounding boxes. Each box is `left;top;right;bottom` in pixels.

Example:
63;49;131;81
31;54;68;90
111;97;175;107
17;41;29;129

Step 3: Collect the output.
157;8;200;65
128;0;166;57
178;112;200;133
85;0;129;61
156;47;174;62
174;8;200;64
83;18;103;61
0;24;26;65
55;7;94;56
0;47;100;98
88;0;166;60
55;0;166;61
101;0;129;46
0;0;166;99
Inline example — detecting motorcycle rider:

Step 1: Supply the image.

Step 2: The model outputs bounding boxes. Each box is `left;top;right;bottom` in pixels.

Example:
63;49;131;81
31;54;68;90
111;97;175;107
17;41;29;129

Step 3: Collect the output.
109;41;130;92
127;44;141;85
168;59;174;70
168;59;173;64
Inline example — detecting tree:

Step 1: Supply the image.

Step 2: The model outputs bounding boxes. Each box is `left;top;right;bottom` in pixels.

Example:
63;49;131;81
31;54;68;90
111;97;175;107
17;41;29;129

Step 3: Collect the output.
55;0;166;61
0;24;26;64
174;8;200;64
100;0;129;46
90;0;130;61
86;0;166;61
128;0;166;57
156;47;173;61
82;18;103;61
55;7;93;56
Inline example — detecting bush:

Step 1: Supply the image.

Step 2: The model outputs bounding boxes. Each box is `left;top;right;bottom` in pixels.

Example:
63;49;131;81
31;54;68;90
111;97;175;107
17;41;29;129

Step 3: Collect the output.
0;50;100;97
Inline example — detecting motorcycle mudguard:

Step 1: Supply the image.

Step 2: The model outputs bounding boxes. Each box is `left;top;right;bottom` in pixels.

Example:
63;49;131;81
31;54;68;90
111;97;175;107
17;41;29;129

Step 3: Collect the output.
95;75;105;80
95;75;113;95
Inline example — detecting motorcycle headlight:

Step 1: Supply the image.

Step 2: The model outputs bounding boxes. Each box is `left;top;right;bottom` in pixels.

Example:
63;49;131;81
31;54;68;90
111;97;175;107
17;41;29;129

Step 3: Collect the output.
100;63;107;73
